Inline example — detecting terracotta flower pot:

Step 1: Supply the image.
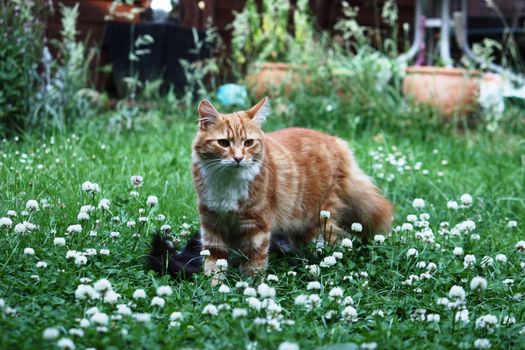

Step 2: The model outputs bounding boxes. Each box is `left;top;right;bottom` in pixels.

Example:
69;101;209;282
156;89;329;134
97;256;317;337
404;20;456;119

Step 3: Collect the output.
402;66;481;118
245;62;304;99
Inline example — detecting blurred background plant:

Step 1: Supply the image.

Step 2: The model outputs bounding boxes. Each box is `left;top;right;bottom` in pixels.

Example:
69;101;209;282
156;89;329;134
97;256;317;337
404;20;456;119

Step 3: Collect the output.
32;4;102;132
0;0;48;134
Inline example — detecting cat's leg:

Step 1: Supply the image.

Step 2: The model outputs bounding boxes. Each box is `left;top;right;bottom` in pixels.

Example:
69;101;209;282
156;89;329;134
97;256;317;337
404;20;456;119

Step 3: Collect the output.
239;231;271;276
201;229;229;286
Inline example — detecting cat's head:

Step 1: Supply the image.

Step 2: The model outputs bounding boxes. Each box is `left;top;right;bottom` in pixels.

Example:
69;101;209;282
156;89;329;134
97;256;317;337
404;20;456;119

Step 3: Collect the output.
192;97;270;169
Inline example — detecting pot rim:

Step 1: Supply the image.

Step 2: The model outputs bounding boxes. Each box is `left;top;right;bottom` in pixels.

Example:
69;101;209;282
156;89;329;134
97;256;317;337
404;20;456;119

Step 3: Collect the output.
405;66;481;77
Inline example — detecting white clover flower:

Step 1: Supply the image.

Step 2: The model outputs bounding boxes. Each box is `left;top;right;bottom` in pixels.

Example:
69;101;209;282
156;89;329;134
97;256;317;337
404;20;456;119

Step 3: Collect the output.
26;200;39;211
460;193;473;206
98;199;110;210
515;240;525;253
81;181;100;193
470;276;488;291
406;248;418;258
266;274;279;282
156;285;173;296
495;254;507;263
99;249;110;255
79;319;90;328
427;262;437;271
463;254;476;269
15;223;28;234
332;252;343;260
257;283;276;299
278;342;299;350
74;285;99;300
68;328;84;338
341;305;358;322
453;247;464;256
447;200;459;210
507;220;517;228
436;297;449;306
470;234;481;241
320;256;337;268
502;315;516;325
341;238;353;249
232;308;248;318
361;342;378;350
170;312;183;321
133;313;151;323
373;234;385;243
202;304;218;316
0;217;13;228
328;287;344;298
473;338;491;349
449;285;466;300
502;278;514;286
294;294;308;305
412;198;425;209
216;259;228;271
406;214;417;222
416;261;427;269
93;279;112;292
319;210;331;219
36;261;48;268
126;221;136;228
247;297;262;310
235;281;249;289
77;212;89;221
218;284;230;294
130;175;144;188
307;281;321;290
146;195;158;207
24;247;35;255
133;289;146;299
7;210;17;217
109;231;120;238
74;254;87;266
90;312;109;326
307;264;320;276
243;287;257;297
455;309;469;322
344;296;354;305
475;314;498;332
160;224;171;233
67;225;82;234
103;290;120;304
351;223;363;232
43;327;60;340
427;314;440;322
57;338;75;350
151;296;165;308
79;205;94;214
116;304;132;316
308;294;321;307
479;256;494;268
401;223;413;232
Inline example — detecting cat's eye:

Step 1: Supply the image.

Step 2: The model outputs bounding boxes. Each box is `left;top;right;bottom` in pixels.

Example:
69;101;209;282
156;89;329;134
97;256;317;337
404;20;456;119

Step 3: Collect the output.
244;139;254;147
217;139;230;147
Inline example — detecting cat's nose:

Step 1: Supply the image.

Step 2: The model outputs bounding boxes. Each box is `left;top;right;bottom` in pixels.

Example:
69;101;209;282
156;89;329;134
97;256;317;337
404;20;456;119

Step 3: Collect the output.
233;156;243;164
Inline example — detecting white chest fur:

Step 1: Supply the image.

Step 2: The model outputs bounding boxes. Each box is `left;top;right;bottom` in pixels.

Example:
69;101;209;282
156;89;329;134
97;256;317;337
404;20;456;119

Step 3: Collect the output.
197;160;261;212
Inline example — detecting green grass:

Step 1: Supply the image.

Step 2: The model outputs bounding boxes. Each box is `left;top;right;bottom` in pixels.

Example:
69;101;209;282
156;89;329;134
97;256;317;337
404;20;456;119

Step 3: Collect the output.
0;108;524;350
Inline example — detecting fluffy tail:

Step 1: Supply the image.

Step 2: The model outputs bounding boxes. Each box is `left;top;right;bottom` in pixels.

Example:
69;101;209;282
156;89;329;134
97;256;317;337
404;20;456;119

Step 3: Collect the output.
147;232;203;279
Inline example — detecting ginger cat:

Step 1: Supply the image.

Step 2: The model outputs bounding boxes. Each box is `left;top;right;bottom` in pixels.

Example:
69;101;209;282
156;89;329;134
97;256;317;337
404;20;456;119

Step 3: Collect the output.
192;97;393;282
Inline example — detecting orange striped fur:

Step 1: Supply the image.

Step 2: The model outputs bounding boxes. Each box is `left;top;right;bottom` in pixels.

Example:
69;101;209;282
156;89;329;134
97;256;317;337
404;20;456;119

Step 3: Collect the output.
192;97;393;282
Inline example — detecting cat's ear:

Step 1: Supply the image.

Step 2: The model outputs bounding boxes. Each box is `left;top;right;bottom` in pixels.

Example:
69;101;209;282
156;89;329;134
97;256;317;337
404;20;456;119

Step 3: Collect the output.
246;96;270;126
198;100;220;130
